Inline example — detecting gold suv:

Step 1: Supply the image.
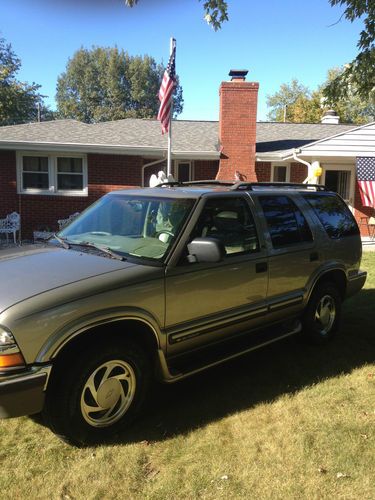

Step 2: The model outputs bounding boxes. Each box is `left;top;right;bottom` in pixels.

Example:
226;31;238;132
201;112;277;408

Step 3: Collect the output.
0;181;367;445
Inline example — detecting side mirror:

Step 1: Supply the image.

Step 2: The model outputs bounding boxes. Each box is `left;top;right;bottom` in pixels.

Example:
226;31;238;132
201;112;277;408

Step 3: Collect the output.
187;237;225;263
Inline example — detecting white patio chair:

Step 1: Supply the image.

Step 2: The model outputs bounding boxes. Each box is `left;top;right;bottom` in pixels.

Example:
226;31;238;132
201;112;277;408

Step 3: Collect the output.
0;212;21;245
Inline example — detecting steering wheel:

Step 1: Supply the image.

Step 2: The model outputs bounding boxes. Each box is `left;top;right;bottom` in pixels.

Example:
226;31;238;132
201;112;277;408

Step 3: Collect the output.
155;230;174;242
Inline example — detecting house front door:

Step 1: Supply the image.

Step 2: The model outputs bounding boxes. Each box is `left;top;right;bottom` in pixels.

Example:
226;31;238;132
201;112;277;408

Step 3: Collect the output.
322;165;355;209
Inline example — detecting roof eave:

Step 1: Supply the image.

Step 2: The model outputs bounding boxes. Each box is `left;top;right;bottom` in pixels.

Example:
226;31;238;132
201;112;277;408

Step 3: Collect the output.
0;140;219;159
256;151;292;162
298;149;375;158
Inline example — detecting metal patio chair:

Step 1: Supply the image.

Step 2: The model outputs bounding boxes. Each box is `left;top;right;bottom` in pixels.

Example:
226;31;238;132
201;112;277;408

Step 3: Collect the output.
0;212;21;245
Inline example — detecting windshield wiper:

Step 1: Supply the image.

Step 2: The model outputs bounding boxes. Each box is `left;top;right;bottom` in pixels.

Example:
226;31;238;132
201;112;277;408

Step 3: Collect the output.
53;234;71;250
69;241;126;261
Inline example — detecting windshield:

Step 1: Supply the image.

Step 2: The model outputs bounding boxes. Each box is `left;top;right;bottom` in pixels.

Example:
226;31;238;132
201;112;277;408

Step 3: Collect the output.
58;194;194;261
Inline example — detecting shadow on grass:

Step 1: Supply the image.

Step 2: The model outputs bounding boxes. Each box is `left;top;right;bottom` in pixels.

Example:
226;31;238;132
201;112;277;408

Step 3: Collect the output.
31;289;375;446
118;288;375;445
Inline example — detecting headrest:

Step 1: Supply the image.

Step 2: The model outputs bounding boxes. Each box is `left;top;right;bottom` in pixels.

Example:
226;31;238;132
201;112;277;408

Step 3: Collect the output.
215;211;238;220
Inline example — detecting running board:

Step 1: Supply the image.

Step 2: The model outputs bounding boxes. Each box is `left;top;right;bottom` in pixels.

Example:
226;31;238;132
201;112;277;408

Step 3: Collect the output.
157;321;302;383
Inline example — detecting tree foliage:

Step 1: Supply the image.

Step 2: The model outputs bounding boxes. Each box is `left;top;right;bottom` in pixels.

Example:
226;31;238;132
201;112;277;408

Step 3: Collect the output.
324;0;374;101
266;80;311;122
0;36;51;126
124;0;228;31
56;47;183;123
267;68;375;124
125;1;373;101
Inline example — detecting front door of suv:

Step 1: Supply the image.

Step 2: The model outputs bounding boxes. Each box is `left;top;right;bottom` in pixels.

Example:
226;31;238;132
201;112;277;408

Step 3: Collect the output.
256;194;320;323
165;195;269;356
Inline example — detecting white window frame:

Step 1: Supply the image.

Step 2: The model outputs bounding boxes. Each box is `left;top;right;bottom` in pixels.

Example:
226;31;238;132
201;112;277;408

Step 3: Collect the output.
271;163;290;183
176;160;193;182
17;152;88;196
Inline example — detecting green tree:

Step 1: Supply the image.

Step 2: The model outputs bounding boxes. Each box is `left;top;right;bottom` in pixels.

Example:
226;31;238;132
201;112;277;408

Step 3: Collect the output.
56;47;183;123
267;69;375;124
266;79;311;122
324;0;374;102
0;36;50;126
124;0;228;30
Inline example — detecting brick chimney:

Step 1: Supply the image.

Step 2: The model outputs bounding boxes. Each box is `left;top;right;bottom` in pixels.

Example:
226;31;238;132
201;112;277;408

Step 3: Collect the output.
216;70;259;182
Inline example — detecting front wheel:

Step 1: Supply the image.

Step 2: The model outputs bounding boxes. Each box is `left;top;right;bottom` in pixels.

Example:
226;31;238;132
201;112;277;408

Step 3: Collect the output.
43;340;151;446
302;282;342;344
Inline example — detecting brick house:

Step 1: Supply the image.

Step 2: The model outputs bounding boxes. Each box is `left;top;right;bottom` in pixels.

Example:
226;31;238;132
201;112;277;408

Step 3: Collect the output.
0;69;374;239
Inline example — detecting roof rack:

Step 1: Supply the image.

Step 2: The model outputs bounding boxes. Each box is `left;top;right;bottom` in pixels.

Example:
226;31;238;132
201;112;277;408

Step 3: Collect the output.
154;180;328;192
231;182;328;191
156;180;235;188
182;180;235;186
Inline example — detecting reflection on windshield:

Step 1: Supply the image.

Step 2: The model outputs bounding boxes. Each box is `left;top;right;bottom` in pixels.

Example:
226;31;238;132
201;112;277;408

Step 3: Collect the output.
58;194;194;261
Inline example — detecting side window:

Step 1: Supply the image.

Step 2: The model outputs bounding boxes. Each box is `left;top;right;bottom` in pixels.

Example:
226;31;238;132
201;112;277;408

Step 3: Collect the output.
303;193;359;239
259;195;313;248
192;197;260;256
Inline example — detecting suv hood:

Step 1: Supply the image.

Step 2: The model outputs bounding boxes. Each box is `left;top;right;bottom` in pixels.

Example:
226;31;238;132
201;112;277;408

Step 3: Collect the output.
0;245;136;313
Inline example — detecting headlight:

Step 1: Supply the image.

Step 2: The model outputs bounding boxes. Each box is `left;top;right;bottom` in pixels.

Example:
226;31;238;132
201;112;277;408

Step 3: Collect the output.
0;327;25;371
0;328;16;347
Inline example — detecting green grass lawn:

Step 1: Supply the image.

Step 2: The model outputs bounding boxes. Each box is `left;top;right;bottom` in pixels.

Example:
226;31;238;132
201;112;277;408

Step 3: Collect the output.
1;255;374;499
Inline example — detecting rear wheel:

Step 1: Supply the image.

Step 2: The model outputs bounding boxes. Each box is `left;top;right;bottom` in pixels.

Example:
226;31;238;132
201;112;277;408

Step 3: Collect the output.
43;340;151;446
302;282;341;344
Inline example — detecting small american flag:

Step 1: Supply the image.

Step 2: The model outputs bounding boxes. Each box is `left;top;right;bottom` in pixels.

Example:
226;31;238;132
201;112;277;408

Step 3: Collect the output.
157;40;176;135
357;157;375;207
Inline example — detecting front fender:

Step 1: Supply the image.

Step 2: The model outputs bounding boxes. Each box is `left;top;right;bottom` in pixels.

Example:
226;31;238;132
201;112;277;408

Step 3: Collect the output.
2;271;165;364
36;307;163;363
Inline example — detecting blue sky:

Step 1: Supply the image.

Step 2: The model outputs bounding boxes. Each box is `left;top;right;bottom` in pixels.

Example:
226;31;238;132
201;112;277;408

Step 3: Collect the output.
1;0;364;122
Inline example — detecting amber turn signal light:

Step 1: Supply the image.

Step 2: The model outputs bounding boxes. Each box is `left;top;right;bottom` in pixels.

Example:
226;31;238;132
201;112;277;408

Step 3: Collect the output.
0;352;25;369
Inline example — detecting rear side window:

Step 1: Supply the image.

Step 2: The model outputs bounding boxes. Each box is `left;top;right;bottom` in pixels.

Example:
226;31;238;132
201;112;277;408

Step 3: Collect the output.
303;193;359;239
259;195;313;248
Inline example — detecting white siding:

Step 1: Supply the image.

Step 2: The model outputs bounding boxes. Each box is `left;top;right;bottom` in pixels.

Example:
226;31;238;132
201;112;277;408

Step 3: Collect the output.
300;123;375;157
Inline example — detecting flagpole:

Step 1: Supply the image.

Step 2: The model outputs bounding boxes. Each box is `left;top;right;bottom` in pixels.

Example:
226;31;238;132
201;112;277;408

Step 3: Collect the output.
167;37;175;179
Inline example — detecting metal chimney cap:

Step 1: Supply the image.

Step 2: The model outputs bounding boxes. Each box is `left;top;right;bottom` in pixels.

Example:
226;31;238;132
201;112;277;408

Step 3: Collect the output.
229;69;248;81
323;109;338;117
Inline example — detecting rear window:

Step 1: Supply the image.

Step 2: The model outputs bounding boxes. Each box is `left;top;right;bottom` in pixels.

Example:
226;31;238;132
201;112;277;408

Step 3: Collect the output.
303;193;359;239
259;195;313;248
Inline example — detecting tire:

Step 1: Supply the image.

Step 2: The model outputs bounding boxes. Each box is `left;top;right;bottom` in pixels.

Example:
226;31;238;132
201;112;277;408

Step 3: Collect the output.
302;282;341;344
42;340;151;446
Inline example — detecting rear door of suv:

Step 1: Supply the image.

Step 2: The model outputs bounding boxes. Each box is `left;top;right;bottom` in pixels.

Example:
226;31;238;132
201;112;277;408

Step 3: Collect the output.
253;192;322;323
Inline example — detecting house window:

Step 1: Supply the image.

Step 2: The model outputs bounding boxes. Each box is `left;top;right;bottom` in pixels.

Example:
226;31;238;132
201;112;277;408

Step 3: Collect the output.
271;165;290;183
57;157;84;191
22;156;49;190
17;153;87;196
177;162;192;182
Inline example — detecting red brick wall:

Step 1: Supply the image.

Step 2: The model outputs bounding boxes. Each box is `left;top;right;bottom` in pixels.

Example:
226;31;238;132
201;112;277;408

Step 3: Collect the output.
255;162;271;182
216;81;259;182
290;162;308;183
194;160;219;180
88;153;142;195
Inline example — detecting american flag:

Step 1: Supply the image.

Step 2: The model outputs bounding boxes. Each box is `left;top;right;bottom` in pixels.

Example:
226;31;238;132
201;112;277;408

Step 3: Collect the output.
157;40;176;135
357;157;375;207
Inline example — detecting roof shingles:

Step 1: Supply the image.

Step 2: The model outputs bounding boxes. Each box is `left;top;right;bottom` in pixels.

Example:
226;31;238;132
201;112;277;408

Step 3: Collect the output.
0;118;357;156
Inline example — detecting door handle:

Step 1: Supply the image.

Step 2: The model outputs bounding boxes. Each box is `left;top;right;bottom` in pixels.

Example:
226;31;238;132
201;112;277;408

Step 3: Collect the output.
310;252;319;262
256;262;268;273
